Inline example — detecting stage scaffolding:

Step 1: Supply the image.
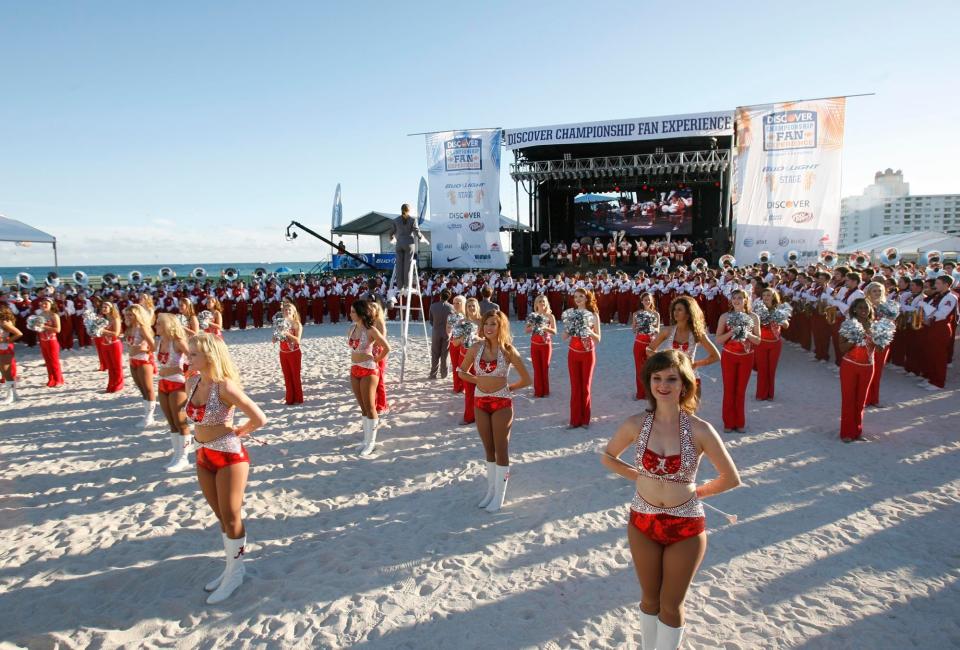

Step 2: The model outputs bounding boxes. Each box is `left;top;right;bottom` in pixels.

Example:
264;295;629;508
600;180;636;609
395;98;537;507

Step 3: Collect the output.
509;149;730;183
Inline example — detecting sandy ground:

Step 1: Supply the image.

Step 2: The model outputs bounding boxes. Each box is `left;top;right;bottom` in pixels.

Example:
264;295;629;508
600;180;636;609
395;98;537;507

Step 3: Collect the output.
1;319;958;649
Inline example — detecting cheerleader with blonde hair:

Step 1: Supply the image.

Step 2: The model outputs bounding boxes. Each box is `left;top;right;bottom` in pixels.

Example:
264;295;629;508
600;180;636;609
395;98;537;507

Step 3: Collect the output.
124;304;158;425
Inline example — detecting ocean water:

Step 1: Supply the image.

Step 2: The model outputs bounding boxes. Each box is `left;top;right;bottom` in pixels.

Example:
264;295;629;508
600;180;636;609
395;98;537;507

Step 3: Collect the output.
0;261;325;285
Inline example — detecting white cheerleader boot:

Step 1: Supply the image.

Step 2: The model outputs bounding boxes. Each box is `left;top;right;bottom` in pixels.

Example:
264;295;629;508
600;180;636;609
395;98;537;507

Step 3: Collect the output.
656;620;685;650
639;611;658;650
477;461;497;508
206;535;246;605
485;465;510;513
163;432;179;469
1;385;13;405
359;418;378;458
166;436;192;473
141;400;157;427
204;533;228;592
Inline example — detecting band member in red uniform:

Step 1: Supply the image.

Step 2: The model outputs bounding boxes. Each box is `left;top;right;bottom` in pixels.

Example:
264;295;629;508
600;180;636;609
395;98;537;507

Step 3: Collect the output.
57;293;75;351
310;279;325;325
275;298;303;405
1;306;23;403
525;295;556;398
250;282;265;328
327;279;343;324
600;350;741;650
448;295;467;394
715;290;761;433
124;305;158;426
515;276;529;321
564;288;602;429
348;299;390;457
755;288;789;401
234;281;249;330
631;292;661;400
100;301;125;393
219;281;235;332
36;297;65;387
459;310;531;512
295;277;310;324
839;298;875;442
72;292;91;348
187;333;267;604
155;313;192;472
920;275;958;390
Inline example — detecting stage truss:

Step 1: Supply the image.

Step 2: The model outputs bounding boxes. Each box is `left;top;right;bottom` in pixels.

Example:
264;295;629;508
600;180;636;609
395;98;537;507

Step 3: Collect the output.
510;149;729;182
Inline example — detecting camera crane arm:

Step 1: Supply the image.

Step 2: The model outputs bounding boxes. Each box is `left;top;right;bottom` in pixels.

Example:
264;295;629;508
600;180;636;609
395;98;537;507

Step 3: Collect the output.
285;220;378;271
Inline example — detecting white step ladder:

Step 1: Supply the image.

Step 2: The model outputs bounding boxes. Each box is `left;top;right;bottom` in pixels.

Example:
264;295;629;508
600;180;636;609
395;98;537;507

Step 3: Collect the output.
389;256;429;383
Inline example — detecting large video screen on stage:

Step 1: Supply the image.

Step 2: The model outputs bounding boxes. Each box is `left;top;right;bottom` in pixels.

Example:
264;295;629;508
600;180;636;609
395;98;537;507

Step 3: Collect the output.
574;189;694;238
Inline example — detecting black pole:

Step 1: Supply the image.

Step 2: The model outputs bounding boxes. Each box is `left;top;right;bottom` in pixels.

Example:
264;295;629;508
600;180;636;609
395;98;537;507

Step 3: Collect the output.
286;221;378;271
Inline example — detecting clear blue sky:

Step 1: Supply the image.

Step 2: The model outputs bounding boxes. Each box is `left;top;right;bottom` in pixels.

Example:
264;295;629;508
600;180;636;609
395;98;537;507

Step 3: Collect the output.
1;1;957;266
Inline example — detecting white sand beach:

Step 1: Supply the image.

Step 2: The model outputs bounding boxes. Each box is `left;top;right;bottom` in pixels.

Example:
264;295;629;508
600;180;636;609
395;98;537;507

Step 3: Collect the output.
1;321;958;649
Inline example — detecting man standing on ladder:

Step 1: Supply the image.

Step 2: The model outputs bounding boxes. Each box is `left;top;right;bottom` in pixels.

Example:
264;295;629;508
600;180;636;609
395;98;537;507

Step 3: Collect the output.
389;204;425;290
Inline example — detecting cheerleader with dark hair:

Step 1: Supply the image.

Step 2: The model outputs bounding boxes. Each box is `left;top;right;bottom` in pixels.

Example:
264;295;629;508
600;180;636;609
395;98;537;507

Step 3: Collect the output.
36;297;65;387
631;292;660;400
0;306;23;403
348;299;391;457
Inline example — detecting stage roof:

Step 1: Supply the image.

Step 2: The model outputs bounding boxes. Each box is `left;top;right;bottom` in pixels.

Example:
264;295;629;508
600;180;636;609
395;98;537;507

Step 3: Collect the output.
333;212;529;236
839;231;960;256
0;216;56;244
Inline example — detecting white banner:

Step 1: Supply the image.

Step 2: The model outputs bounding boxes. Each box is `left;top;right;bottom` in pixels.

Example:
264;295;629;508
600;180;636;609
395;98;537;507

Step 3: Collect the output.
425;129;505;269
732;98;846;265
504;111;733;150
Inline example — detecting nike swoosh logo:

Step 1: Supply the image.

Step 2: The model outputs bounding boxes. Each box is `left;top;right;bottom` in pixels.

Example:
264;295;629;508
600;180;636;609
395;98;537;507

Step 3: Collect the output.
446;256;461;262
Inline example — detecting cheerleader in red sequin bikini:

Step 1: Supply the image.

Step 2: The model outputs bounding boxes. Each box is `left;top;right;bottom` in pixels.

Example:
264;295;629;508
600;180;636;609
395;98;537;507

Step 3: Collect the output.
155;313;192;471
648;296;719;401
458;310;531;513
123;305;158;427
187;333;267;605
631;292;661;400
601;350;741;650
0;306;23;404
348;299;391;458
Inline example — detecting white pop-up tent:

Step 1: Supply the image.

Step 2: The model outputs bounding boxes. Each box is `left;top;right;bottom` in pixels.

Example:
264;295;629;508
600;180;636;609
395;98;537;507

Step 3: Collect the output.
0;216;58;268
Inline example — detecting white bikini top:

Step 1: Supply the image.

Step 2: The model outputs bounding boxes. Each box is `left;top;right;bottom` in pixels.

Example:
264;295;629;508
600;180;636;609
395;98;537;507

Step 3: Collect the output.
348;325;377;370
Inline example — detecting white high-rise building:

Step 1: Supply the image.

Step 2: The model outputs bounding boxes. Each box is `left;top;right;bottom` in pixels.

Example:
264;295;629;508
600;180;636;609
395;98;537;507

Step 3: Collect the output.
839;169;960;248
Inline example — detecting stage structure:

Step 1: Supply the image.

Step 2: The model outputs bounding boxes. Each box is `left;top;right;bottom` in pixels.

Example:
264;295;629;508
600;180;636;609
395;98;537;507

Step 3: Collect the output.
506;111;735;259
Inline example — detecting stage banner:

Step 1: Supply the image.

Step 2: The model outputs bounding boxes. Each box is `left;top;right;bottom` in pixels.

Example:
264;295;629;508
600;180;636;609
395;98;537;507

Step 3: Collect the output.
425;129;505;269
732;97;846;265
504;111;733;150
332;253;395;271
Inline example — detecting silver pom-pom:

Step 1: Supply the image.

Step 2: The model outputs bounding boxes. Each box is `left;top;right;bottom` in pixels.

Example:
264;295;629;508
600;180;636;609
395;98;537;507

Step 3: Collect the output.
84;313;108;338
876;299;900;320
525;312;548;335
753;301;770;324
771;303;792;326
562;308;594;338
27;314;48;333
272;312;292;342
870;318;896;349
451;319;479;347
198;310;214;330
177;314;189;329
727;311;752;341
634;310;659;335
839;318;866;346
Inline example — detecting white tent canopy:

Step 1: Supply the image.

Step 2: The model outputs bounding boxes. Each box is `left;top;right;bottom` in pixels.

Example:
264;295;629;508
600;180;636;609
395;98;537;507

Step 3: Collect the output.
839;230;960;257
0;215;58;267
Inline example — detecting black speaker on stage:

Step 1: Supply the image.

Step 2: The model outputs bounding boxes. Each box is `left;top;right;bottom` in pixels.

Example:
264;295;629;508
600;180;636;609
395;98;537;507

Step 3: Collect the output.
511;231;532;267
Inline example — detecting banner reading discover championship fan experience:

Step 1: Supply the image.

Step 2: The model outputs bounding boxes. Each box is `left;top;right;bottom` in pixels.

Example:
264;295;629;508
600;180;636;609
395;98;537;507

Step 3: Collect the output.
732;98;846;265
425;129;506;269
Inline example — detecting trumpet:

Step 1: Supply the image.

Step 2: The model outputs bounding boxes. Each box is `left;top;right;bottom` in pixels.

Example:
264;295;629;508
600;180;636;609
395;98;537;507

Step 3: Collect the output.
159;267;176;281
850;251;871;270
73;270;89;286
911;308;924;330
824;305;839;325
880;246;900;265
45;272;61;288
17;272;35;289
128;270;143;284
718;254;736;269
253;267;267;281
691;257;708;273
103;272;118;286
223;267;239;282
191;267;207;280
819;250;838;268
786;250;800;266
919;250;941;266
757;250;771;264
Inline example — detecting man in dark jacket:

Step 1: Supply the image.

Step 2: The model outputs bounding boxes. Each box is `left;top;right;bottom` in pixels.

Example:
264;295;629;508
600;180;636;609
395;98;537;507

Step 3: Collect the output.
428;289;455;379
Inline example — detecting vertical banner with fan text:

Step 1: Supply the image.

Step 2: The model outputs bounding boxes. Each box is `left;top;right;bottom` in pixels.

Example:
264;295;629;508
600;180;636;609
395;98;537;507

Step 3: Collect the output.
732;97;845;265
425;129;505;269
